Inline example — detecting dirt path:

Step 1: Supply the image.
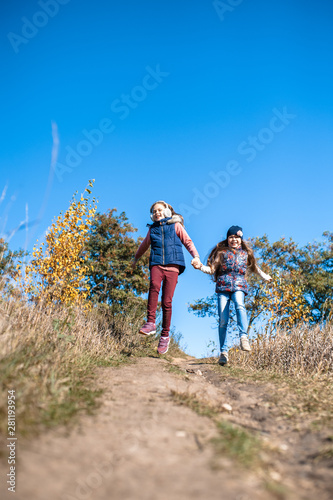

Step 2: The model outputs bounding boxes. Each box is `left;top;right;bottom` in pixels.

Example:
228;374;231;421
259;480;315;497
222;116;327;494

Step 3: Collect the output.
1;355;332;500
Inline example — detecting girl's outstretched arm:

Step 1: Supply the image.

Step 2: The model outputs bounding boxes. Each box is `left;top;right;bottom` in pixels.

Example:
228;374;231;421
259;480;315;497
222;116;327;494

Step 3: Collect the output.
255;265;272;281
132;229;151;268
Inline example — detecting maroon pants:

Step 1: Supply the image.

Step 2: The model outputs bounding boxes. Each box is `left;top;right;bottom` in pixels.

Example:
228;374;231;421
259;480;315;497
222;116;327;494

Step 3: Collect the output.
147;266;179;336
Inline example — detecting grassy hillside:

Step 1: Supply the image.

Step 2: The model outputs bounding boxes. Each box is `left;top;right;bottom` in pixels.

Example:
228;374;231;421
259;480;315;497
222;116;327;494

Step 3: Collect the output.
0;292;332;439
0;293;180;438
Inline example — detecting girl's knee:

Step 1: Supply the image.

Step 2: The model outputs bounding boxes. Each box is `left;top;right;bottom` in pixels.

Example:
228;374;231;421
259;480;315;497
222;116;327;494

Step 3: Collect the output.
219;318;228;328
149;282;161;293
235;303;246;313
162;298;173;309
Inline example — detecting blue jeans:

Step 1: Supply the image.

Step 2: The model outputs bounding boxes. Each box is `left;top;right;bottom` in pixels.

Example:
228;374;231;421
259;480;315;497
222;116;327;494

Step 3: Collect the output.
217;291;249;353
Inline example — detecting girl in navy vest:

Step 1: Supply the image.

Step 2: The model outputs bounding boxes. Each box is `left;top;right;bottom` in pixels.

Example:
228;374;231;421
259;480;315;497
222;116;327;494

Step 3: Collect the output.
192;226;271;365
132;201;200;354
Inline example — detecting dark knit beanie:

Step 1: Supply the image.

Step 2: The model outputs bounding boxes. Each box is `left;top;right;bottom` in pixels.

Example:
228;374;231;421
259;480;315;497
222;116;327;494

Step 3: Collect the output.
227;225;243;239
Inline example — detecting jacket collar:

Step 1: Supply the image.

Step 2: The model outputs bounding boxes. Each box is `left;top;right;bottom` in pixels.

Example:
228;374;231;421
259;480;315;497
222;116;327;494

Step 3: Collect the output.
226;247;242;254
148;216;181;227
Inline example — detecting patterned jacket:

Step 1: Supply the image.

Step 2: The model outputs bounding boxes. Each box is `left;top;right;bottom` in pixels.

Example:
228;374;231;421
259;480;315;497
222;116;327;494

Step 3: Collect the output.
200;248;271;295
215;248;248;294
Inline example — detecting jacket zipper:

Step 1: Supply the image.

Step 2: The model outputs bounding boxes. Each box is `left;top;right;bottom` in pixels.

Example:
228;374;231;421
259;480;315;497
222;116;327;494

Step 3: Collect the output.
161;224;165;265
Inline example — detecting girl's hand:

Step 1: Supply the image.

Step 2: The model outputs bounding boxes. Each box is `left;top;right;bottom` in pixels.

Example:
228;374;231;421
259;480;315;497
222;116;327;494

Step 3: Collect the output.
191;257;201;269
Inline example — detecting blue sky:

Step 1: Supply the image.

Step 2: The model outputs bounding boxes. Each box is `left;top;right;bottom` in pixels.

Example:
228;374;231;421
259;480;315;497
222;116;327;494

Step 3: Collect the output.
1;0;332;357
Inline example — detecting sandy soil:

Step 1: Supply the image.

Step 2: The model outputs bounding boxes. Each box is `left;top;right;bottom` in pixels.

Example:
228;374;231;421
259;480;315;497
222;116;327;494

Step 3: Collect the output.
1;355;332;500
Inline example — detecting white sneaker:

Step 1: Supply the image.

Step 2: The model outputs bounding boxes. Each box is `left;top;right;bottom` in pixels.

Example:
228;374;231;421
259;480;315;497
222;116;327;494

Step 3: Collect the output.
240;336;251;352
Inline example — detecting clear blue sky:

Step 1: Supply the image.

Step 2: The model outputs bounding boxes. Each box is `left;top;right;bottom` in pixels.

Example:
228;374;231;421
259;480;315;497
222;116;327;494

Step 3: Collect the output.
1;0;332;357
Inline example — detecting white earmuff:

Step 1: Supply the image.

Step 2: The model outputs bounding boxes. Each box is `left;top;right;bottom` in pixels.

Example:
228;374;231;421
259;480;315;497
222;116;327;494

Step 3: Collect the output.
164;205;172;218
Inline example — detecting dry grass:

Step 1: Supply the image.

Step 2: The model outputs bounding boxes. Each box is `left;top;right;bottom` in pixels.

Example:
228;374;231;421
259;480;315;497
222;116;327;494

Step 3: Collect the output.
231;323;333;377
0;293;159;437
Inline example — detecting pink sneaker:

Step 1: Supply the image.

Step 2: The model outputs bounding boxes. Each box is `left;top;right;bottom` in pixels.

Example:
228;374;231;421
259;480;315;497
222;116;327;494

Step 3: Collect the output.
157;336;170;354
139;322;156;335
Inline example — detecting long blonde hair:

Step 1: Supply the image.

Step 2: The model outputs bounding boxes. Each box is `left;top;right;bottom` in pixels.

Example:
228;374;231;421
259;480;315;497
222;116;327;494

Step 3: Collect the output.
207;239;257;282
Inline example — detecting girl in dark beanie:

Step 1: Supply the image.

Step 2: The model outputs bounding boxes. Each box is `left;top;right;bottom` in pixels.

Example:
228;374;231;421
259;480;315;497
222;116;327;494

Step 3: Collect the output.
192;226;271;366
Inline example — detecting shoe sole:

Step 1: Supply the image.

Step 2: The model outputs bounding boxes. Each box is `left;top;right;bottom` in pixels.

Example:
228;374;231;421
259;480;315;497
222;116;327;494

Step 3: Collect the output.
139;329;156;336
157;347;169;354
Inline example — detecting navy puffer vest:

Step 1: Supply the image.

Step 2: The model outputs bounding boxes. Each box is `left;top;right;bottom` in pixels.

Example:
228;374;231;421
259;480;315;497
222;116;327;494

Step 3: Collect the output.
149;218;186;274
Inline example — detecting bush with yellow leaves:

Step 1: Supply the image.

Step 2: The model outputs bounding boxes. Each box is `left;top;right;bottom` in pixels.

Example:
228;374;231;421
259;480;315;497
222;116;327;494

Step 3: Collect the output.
20;180;97;307
262;270;312;331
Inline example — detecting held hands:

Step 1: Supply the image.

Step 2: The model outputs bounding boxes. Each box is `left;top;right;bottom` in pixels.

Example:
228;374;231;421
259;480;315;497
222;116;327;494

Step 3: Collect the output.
133;257;204;271
191;257;202;270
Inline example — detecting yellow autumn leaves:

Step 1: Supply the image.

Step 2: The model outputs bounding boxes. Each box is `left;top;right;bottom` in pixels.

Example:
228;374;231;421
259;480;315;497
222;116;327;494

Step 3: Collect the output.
19;180;97;308
262;271;312;330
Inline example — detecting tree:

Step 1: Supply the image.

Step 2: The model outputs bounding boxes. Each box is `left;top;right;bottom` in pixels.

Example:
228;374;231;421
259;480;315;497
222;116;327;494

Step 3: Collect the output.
0;238;26;293
85;209;150;314
21;181;97;307
297;232;333;321
251;233;333;322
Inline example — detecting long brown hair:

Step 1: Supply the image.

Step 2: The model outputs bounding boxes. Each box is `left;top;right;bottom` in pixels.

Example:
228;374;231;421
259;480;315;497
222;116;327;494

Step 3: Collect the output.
207;239;257;282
